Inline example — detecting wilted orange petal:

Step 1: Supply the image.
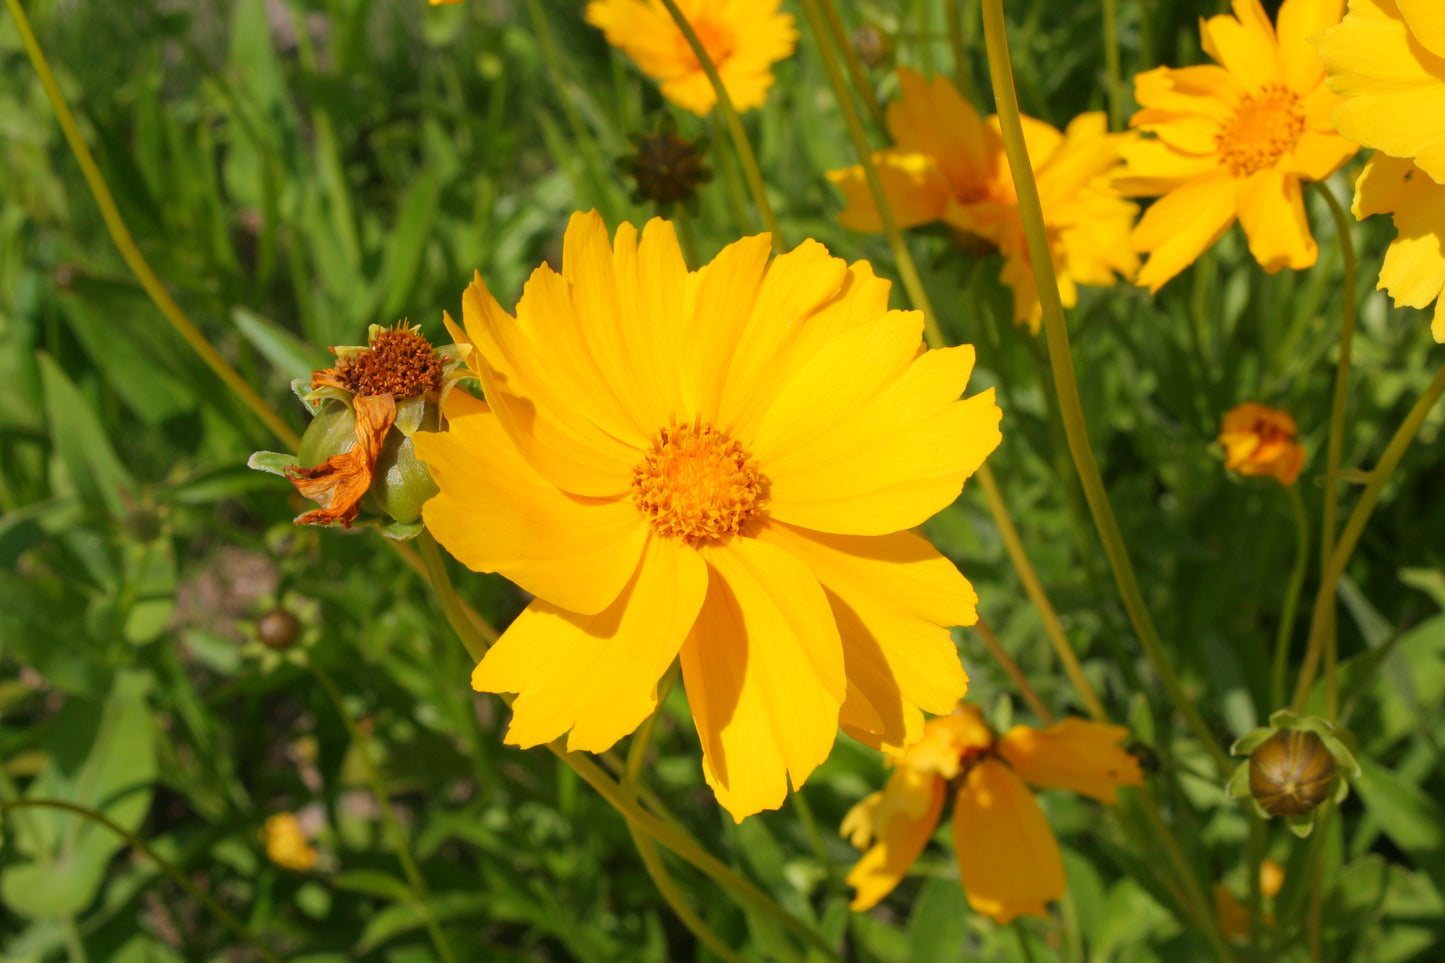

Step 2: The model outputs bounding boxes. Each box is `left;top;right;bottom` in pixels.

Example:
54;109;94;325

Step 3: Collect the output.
288;393;396;527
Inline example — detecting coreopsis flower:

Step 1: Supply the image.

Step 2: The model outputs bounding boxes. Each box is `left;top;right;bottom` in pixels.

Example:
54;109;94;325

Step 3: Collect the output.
843;705;1142;923
1218;402;1306;485
1314;2;1445;339
248;323;469;538
414;211;1002;821
585;0;798;116
262;813;317;872
826;69;1138;333
1215;859;1285;942
1114;0;1359;291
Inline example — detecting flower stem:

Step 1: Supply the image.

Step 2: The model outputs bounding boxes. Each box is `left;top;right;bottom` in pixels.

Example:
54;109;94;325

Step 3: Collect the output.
1292;360;1445;711
0;799;285;963
1314;181;1358;722
945;0;981;105
1102;0;1122;130
416;530;492;661
979;0;1230;774
1272;485;1311;710
817;0;887;130
972;616;1055;724
310;661;459;963
5;0;298;448
655;0;783;250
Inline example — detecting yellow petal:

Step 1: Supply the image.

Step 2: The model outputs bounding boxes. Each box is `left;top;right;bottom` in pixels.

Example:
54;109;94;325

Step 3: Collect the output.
996;718;1144;803
415;393;648;615
889;69;1001;196
1275;0;1344;93
1200;0;1283;91
1131;64;1242;123
1236;169;1317;272
1400;0;1445;59
680;537;845;821
827;151;954;233
1354;154;1445;324
1132;174;1239;291
472;534;707;753
845;767;946;910
952;759;1066;925
687;233;775;421
1115;136;1222;196
757;522;974;752
765;346;1002;535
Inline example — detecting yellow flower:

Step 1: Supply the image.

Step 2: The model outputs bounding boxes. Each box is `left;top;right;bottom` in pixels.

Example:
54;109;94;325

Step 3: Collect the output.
584;0;797;116
1312;0;1445;183
1219;402;1307;485
827;70;1139;333
262;813;317;872
1314;2;1445;338
1115;0;1359;291
842;705;1142;923
415;212;1002;821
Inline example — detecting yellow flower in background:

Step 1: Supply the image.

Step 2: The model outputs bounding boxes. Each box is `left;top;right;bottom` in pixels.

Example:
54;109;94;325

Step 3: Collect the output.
262;813;317;872
843;705;1142;923
826;69;1138;333
1314;1;1445;339
584;0;797;116
1219;402;1307;485
416;212;1002;821
1115;0;1358;292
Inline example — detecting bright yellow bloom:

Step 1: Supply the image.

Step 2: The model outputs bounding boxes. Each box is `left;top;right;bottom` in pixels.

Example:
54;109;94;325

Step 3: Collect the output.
584;0;797;116
415;212;1001;821
1314;1;1445;338
1219;402;1306;485
262;813;317;872
827;69;1138;333
1115;0;1358;291
842;705;1142;923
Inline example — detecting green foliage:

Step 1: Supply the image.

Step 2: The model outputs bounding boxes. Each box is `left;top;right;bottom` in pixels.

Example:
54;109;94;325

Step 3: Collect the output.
3;0;1444;961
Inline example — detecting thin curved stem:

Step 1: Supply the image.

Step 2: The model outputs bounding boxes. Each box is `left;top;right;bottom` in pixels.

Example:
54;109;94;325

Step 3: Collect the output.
1314;182;1358;722
5;0;298;448
0;799;284;963
310;662;458;963
416;530;493;661
655;0;783;249
1102;0;1122;130
818;0;886;131
1272;485;1311;710
980;0;1229;774
972;616;1054;724
1292;360;1445;710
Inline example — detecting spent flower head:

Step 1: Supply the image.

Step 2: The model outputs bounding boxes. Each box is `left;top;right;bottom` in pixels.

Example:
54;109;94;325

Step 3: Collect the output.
618;113;712;214
414;211;1003;820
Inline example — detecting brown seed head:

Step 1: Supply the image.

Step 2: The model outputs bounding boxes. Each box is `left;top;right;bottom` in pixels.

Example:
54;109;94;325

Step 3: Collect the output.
257;607;302;650
1248;729;1335;817
339;326;442;398
627;133;710;208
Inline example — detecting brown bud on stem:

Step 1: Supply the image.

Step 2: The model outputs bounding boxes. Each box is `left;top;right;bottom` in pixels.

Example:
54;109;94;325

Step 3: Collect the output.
1248;729;1335;817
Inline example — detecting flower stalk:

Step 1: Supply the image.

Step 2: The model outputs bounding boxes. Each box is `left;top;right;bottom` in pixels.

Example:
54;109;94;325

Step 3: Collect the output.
1272;485;1312;710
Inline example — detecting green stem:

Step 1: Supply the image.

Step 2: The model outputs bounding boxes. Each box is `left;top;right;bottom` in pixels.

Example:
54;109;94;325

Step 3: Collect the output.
973;616;1055;725
1272;485;1311;710
1102;0;1122;130
1315;182;1358;722
1292;360;1445;711
417;530;490;662
1014;923;1038;963
818;0;887;130
1247;813;1265;951
799;0;943;348
1131;787;1236;962
979;0;1230;775
0;799;284;963
673;203;700;269
5;0;298;448
710;110;756;238
945;0;981;105
655;0;783;249
310;662;459;963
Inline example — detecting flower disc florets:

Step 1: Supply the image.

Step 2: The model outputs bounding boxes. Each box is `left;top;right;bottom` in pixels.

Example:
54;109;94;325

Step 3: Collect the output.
1216;83;1306;178
337;325;443;398
631;418;764;543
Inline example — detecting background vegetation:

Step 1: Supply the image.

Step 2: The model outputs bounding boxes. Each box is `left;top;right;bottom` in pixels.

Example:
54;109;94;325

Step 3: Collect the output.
2;0;1443;960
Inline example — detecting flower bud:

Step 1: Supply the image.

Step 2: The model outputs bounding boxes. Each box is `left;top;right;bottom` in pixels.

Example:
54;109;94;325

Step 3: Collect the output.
257;607;302;651
1248;729;1335;817
618;114;712;214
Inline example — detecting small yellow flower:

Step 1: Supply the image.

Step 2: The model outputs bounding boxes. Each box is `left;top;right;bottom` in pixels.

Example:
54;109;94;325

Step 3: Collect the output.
1115;0;1359;291
415;212;1002;821
262;813;317;872
842;705;1142;923
584;0;798;116
1314;1;1445;338
827;69;1138;333
1219;402;1307;485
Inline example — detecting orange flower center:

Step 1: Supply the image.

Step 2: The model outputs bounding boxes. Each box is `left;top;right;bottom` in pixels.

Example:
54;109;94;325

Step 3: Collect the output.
631;418;765;544
674;16;737;72
340;326;442;397
1216;84;1305;178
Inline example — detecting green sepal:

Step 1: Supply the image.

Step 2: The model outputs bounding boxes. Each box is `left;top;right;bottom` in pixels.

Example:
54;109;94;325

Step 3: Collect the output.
1225;760;1253;800
1287;813;1315;838
248;451;299;477
376;518;425;541
291;378;321;413
394;394;427;436
1230;725;1276;756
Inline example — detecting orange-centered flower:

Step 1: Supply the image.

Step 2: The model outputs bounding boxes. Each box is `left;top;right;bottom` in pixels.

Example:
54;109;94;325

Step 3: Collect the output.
585;0;798;116
1115;0;1359;291
842;705;1142;923
828;69;1139;332
1219;402;1307;485
414;212;1003;821
1314;0;1445;339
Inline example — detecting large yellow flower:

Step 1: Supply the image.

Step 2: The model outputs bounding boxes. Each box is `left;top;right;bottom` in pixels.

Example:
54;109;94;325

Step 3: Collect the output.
827;69;1138;333
1115;0;1359;292
584;0;797;116
842;705;1142;923
415;212;1002;821
1314;0;1445;339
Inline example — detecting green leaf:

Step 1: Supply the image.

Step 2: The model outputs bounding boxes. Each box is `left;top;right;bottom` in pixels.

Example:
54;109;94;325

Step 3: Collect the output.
231;307;330;382
38;354;136;518
1354;757;1445;893
332;869;415;902
907;876;966;963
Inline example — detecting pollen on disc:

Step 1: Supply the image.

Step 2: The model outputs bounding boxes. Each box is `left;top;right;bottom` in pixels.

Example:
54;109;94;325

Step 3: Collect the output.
631;418;765;544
